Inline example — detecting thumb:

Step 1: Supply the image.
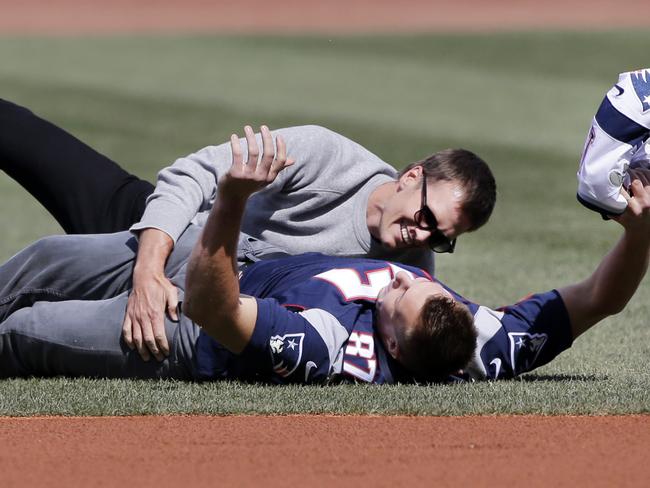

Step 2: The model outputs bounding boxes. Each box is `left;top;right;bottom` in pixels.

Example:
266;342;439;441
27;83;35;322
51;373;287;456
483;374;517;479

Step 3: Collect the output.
167;286;179;321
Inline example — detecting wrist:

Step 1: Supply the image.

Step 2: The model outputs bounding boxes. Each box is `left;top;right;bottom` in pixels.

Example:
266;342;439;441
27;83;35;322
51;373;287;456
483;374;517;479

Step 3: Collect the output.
132;264;168;289
133;261;165;277
217;184;251;206
214;190;249;221
623;227;650;247
134;230;173;277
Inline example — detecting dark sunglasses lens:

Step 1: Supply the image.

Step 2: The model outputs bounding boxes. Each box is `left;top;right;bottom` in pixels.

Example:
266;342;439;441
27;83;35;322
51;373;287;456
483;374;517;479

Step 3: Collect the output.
415;207;437;230
429;232;456;253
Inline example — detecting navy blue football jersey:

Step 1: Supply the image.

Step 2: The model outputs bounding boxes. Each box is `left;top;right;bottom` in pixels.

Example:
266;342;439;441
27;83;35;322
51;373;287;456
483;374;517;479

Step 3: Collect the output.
195;253;573;383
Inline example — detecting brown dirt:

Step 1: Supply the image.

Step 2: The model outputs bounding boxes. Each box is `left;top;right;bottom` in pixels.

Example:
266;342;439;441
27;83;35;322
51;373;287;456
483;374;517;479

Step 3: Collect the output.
0;415;648;487
0;0;647;35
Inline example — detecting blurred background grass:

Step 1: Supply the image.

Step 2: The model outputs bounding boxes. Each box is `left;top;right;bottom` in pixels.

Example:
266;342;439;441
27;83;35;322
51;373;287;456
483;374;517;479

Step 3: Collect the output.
0;31;649;414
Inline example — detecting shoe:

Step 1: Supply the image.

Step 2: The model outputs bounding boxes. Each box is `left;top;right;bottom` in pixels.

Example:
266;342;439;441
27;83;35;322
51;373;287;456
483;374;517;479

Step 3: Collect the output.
577;70;650;216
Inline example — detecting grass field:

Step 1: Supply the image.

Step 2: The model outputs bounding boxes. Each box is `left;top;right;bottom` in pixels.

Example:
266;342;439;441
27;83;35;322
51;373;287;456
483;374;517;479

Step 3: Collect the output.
0;31;649;415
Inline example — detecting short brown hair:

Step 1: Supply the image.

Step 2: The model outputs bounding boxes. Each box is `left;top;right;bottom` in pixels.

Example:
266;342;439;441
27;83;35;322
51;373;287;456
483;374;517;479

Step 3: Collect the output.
396;295;477;381
400;149;496;231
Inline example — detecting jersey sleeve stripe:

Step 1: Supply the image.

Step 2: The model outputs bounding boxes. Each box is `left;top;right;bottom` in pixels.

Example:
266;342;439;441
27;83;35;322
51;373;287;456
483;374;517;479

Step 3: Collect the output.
299;308;350;375
595;97;649;147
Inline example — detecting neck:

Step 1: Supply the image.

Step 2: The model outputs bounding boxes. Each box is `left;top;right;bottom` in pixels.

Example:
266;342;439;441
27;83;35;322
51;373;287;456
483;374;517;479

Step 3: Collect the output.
366;181;398;239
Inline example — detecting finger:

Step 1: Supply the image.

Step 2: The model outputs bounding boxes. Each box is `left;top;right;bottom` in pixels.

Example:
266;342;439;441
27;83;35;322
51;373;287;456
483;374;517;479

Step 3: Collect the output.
636;170;650;187
268;159;295;182
132;320;150;362
270;134;287;173
267;137;293;180
629;179;645;198
230;134;243;168
275;134;287;164
142;315;164;362
259;125;275;173
153;314;170;359
167;287;179;322
625;181;644;215
122;315;135;350
244;125;259;169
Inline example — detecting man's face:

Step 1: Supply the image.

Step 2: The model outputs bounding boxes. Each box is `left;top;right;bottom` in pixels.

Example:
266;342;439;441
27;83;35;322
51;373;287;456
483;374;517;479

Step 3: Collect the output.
375;271;452;359
377;167;470;250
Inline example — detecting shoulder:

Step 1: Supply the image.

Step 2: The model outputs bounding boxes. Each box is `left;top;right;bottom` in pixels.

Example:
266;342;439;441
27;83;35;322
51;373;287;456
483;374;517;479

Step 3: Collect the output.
275;125;352;144
463;291;573;380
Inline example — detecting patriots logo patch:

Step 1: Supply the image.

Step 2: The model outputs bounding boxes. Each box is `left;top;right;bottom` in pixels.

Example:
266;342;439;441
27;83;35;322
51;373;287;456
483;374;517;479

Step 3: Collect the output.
270;333;305;377
630;69;650;113
508;332;547;375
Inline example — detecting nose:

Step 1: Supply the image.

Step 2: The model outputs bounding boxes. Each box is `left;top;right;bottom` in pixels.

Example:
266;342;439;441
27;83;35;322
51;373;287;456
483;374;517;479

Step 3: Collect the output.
412;227;433;245
393;271;413;289
414;223;457;244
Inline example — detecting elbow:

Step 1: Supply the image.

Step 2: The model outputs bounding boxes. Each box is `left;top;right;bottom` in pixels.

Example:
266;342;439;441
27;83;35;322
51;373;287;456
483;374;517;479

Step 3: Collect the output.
183;269;237;331
600;301;627;317
183;287;223;331
591;285;629;318
586;298;624;322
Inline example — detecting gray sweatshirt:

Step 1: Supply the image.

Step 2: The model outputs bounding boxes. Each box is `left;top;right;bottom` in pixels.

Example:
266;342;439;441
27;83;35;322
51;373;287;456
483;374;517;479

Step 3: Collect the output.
131;125;434;272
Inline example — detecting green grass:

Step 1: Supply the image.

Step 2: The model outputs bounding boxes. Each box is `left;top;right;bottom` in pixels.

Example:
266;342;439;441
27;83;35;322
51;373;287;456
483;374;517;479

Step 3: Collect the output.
0;31;649;416
1;374;649;416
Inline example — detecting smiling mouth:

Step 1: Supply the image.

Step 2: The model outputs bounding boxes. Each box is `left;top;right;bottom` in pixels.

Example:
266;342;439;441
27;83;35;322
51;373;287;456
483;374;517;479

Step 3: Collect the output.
400;221;414;246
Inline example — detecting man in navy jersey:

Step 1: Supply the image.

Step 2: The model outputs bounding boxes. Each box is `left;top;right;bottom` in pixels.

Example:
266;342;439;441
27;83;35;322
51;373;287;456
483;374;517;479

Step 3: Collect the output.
183;131;650;382
1;134;649;382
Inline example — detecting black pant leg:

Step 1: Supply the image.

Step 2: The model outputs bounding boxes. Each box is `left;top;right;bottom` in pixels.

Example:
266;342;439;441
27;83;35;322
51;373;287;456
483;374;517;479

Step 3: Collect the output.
0;99;155;234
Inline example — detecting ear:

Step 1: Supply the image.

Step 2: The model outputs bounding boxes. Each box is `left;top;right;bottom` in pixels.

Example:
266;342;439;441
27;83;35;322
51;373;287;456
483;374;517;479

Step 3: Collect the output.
397;165;423;191
384;335;400;360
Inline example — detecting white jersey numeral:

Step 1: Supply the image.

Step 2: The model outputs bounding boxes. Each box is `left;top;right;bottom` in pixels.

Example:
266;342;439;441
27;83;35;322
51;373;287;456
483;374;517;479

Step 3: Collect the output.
315;265;417;382
343;332;377;382
315;264;414;301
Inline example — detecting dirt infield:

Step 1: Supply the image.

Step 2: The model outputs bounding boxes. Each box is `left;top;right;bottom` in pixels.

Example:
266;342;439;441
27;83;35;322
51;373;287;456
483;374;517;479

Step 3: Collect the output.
0;0;647;35
0;415;647;487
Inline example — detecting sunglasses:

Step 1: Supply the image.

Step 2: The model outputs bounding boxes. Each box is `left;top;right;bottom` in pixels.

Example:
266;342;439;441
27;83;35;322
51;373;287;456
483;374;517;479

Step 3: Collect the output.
413;173;457;253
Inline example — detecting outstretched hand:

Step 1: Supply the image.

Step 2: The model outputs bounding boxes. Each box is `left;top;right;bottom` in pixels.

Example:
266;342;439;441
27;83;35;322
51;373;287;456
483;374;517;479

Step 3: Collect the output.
220;125;294;198
615;168;650;233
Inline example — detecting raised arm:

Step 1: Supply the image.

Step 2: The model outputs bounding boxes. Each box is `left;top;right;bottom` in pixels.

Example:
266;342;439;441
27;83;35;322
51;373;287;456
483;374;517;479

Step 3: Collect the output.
123;126;281;359
124;124;395;358
184;127;293;352
123;125;295;360
560;171;650;339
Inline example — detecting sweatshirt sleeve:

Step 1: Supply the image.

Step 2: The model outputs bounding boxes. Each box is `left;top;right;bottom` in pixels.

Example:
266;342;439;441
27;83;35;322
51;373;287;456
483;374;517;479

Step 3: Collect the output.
129;143;226;242
130;125;393;243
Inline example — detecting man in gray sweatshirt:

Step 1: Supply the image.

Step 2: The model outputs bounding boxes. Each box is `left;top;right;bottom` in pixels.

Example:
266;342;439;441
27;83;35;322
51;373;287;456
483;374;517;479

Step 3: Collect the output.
0;101;496;362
